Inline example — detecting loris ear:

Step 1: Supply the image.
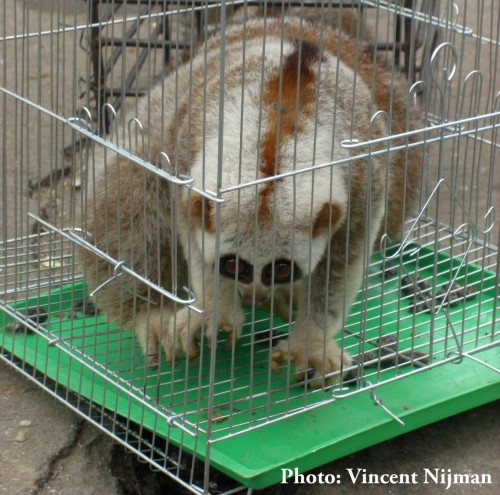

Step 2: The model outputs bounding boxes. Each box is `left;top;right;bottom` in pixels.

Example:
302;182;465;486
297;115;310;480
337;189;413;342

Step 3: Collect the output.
188;193;214;233
312;203;344;237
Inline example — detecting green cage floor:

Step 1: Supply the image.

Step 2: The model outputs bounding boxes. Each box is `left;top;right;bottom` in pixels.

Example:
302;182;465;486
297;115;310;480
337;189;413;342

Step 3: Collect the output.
1;245;499;489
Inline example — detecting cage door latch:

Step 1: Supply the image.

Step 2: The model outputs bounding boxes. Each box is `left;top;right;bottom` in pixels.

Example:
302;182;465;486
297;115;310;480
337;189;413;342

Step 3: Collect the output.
367;382;405;426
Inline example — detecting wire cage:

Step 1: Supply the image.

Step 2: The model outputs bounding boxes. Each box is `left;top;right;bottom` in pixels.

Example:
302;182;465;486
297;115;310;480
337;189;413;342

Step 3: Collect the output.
1;1;499;493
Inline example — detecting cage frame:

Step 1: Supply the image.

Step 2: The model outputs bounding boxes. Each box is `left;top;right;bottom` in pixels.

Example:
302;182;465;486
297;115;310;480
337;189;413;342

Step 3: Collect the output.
1;1;499;493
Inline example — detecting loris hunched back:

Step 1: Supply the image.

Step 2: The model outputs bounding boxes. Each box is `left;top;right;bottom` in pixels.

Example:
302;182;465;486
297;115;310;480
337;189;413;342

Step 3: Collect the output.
80;17;424;387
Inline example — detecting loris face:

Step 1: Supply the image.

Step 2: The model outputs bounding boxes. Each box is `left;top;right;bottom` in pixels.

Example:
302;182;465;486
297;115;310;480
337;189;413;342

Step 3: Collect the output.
219;255;301;306
186;187;345;307
217;221;320;306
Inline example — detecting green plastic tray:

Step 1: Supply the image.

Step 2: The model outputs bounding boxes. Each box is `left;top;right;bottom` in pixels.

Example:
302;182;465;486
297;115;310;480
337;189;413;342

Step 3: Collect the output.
1;245;499;489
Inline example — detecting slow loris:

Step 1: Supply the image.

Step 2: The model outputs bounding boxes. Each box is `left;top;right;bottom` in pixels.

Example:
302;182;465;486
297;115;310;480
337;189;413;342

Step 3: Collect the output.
80;17;424;387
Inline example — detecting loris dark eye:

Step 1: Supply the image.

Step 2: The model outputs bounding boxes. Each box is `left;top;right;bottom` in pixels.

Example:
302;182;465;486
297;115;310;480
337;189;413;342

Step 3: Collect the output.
274;261;292;281
219;256;253;284
261;259;301;286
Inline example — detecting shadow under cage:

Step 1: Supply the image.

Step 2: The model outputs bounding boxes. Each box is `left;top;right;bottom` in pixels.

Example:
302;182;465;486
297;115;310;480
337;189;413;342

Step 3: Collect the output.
1;1;499;493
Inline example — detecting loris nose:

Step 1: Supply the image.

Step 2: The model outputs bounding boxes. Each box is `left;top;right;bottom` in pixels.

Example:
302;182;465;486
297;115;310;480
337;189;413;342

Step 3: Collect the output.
239;284;269;306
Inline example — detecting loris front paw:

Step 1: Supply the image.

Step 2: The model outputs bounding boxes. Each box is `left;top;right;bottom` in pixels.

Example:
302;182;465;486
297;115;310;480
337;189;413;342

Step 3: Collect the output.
168;303;245;362
271;328;351;388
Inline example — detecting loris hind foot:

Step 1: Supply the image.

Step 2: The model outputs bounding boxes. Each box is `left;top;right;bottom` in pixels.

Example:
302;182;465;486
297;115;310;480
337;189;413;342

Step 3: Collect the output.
271;329;352;388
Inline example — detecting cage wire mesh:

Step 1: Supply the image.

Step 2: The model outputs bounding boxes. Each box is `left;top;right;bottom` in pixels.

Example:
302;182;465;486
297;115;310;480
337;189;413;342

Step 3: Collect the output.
1;0;499;493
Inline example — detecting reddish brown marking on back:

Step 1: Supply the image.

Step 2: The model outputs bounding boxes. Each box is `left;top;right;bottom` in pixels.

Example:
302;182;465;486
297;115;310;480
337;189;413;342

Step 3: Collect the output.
287;21;423;239
259;41;320;221
312;203;344;237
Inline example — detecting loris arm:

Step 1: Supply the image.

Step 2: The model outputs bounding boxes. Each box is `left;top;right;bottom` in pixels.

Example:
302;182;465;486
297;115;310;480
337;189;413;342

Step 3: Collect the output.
272;254;362;387
168;252;246;361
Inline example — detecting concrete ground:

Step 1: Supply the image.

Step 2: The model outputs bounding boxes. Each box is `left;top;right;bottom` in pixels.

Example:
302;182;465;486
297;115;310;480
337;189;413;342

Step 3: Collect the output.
1;1;499;494
0;361;498;495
